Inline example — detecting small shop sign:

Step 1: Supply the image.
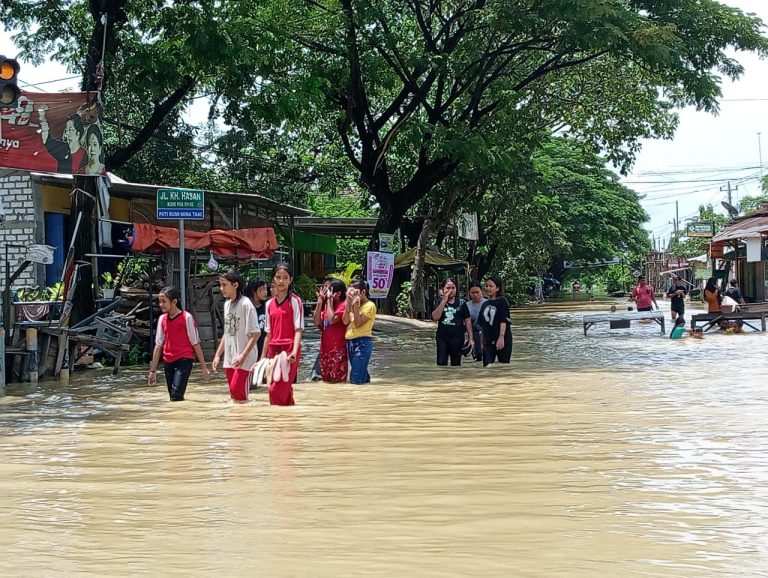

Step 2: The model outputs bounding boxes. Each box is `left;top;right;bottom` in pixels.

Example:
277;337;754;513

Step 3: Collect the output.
687;222;713;237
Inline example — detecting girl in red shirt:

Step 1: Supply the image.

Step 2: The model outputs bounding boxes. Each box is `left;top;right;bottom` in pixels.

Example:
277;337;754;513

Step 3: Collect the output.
260;263;304;405
313;279;348;383
148;286;210;401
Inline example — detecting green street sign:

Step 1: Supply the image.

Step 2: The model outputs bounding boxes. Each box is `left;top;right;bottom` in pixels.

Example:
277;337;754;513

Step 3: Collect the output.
687;222;713;237
157;188;205;220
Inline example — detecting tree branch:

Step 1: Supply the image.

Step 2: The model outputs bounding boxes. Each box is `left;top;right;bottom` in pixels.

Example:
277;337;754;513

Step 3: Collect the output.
107;75;196;171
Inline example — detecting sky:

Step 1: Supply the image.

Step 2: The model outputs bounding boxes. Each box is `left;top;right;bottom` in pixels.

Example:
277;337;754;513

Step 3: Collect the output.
1;0;766;247
621;0;768;246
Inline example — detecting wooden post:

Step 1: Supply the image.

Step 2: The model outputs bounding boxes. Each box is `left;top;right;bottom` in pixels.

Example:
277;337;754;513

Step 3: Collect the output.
26;327;38;383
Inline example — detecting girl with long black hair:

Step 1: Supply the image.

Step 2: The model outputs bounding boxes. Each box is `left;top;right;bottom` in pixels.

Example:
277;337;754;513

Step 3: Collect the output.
477;275;512;366
212;268;261;402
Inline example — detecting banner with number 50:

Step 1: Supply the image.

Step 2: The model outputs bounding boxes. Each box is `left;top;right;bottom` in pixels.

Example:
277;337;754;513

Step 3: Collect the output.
366;251;395;298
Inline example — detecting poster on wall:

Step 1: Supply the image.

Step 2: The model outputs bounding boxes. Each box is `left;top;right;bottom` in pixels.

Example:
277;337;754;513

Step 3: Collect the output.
366;251;395;298
0;91;105;175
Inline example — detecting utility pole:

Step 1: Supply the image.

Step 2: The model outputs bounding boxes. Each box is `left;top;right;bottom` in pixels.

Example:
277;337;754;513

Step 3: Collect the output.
675;200;679;233
759;132;764;188
720;181;737;206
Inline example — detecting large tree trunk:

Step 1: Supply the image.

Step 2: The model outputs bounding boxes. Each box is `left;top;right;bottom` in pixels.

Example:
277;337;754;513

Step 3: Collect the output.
368;197;406;251
409;216;437;318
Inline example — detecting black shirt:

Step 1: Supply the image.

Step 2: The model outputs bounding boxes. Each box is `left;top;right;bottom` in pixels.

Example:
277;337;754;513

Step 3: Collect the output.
725;287;743;303
477;297;512;342
255;302;266;356
666;283;687;309
436;298;466;340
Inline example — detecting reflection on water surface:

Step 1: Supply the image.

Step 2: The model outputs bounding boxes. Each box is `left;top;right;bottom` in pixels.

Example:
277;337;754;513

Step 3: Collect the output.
1;300;767;576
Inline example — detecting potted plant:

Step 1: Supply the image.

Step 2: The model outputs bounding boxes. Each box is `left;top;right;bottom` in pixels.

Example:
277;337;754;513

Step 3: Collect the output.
101;272;117;299
14;285;50;321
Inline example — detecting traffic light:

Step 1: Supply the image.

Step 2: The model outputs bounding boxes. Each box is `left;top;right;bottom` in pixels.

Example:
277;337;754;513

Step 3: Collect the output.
0;56;20;108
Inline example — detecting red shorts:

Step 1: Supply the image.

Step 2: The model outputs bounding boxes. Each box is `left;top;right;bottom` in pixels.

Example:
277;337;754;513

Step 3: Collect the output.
225;368;250;401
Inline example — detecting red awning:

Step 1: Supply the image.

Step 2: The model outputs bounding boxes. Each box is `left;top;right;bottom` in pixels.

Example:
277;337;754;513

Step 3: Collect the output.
131;223;278;258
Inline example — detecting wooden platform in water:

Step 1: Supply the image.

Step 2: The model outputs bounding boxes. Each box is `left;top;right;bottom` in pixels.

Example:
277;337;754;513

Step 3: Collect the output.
691;309;767;332
582;311;665;336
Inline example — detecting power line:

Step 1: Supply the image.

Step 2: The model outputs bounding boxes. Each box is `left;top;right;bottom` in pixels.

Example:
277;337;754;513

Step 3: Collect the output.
18;76;80;89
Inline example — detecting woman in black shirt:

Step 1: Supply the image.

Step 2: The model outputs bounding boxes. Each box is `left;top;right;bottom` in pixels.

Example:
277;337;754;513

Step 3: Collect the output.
477;275;512;366
431;278;466;366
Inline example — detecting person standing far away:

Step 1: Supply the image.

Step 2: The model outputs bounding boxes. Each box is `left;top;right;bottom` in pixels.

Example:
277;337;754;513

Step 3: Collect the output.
666;275;688;321
148;286;210;401
212;268;261;403
477;276;513;366
431;278;466;366
313;279;348;383
246;278;268;361
704;277;722;313
343;279;377;384
261;262;304;406
629;274;658;312
724;279;746;305
461;280;487;362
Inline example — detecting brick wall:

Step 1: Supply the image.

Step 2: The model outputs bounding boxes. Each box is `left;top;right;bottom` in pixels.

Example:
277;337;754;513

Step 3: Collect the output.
1;172;39;290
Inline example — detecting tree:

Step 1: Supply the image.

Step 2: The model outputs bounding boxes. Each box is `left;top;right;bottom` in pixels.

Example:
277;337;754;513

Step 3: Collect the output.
738;194;768;215
237;0;768;247
460;137;649;285
533;138;650;283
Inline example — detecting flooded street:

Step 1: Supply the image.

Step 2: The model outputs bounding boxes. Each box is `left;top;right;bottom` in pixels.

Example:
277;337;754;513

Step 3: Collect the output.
2;300;768;577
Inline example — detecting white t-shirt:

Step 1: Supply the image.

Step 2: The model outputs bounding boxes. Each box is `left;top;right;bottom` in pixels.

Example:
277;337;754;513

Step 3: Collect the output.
223;296;261;369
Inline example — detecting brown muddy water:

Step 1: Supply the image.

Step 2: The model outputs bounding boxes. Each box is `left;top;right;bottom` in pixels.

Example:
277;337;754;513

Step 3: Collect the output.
1;300;767;577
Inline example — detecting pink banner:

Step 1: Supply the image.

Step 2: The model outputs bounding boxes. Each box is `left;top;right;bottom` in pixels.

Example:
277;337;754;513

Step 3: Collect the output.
0;91;105;175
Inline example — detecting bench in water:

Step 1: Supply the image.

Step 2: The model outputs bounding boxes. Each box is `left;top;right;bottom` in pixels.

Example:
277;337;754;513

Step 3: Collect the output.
582;311;665;336
691;302;768;332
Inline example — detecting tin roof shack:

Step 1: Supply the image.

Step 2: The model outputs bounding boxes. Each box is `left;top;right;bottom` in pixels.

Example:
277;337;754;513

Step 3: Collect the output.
13;173;309;374
711;205;768;302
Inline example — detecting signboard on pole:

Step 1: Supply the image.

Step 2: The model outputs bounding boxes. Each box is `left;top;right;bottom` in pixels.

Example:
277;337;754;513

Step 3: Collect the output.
687;222;713;237
366;251;395;298
457;213;479;240
378;233;395;253
156;188;205;220
156;187;204;310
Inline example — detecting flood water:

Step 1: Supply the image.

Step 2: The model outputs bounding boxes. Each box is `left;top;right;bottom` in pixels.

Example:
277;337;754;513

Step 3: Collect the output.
2;299;768;577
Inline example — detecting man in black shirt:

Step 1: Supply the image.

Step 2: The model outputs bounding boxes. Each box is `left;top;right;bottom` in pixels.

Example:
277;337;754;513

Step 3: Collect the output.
725;279;746;305
666;275;687;321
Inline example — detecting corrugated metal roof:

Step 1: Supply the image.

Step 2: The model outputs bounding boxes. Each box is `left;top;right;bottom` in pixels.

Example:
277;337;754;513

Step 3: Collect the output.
712;216;768;243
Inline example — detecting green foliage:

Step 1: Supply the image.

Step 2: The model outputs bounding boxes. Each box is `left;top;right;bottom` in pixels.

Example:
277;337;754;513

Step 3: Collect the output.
127;344;142;366
308;191;372;266
101;272;117;289
739;194;768;215
294;274;318;302
396;282;412;317
15;286;46;302
328;263;363;287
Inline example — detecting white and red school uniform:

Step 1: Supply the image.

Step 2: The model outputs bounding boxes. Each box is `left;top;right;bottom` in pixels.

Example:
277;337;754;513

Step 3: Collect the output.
222;296;260;401
264;293;304;405
156;311;200;362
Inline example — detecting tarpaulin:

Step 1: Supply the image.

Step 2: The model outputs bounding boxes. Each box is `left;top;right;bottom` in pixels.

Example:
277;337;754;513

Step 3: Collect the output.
132;223;278;258
0;92;105;175
395;247;467;271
